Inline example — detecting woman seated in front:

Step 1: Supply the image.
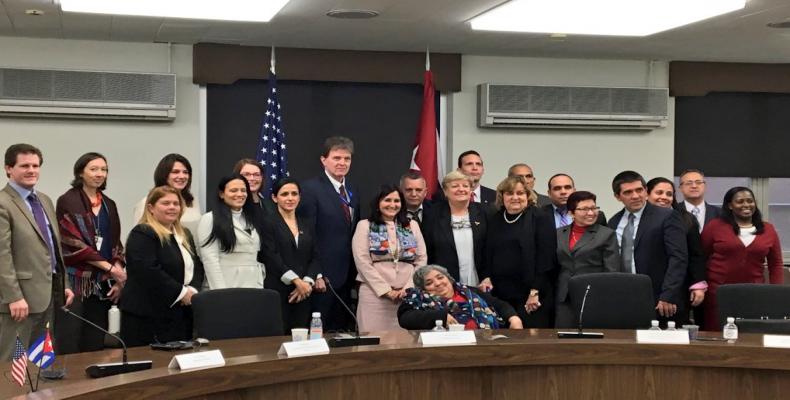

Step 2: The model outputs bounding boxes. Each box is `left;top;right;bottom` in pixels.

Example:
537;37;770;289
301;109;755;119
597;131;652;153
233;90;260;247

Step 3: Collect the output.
398;265;523;330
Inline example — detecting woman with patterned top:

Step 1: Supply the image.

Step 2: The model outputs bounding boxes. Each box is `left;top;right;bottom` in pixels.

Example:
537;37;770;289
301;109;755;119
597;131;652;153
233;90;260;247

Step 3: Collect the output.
352;185;427;332
56;152;126;353
398;265;523;330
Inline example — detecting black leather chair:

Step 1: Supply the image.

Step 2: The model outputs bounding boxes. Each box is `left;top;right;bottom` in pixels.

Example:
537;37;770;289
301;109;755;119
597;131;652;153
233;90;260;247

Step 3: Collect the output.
717;284;790;333
192;288;283;340
566;273;655;329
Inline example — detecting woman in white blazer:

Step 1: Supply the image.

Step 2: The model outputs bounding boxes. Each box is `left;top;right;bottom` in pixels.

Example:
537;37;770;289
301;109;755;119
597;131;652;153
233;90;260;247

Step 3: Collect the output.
197;174;265;289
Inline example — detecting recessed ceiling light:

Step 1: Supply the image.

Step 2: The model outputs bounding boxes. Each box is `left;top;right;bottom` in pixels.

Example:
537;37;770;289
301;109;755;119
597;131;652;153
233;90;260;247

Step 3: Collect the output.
326;9;379;19
470;0;747;37
767;20;790;29
25;9;45;16
59;0;291;22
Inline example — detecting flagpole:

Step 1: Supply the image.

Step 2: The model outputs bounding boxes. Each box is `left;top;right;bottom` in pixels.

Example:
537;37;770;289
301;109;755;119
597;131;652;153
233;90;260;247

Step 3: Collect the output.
26;364;34;392
271;46;276;74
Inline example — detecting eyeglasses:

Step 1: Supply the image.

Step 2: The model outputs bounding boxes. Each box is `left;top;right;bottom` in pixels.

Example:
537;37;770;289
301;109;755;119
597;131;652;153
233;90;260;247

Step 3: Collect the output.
241;172;262;178
516;174;535;180
681;180;705;186
575;207;600;213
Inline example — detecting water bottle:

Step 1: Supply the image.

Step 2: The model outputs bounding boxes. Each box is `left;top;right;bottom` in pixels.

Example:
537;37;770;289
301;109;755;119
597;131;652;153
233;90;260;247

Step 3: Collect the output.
432;320;446;332
309;312;323;340
666;321;677;331
108;305;120;334
723;317;738;341
648;320;661;331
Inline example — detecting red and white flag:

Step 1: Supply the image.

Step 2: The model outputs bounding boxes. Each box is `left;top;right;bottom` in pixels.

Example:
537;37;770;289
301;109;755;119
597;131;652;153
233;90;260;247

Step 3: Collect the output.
410;51;441;199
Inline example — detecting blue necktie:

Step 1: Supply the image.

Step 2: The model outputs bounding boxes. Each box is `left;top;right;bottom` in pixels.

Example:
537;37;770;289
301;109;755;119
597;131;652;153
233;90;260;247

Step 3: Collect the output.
28;193;57;273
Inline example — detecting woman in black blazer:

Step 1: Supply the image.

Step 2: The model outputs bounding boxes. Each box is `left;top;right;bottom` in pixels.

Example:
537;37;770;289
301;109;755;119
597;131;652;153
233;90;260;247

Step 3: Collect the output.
483;176;557;328
261;178;322;331
121;186;204;347
423;170;488;289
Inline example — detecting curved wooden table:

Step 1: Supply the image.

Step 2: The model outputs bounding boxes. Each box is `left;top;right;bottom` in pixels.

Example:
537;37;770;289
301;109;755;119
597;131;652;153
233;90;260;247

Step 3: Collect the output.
3;329;790;400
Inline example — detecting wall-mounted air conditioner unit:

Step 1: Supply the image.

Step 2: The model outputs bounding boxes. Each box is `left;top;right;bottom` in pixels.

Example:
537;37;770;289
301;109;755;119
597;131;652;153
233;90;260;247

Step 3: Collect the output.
0;68;176;121
478;83;668;130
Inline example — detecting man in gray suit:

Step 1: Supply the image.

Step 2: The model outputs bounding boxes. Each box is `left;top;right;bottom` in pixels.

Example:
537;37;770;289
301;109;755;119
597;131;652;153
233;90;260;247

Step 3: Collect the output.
0;143;73;360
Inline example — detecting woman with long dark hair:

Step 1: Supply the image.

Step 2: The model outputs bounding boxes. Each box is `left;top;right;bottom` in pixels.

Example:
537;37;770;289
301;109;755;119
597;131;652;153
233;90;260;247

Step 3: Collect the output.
134;153;201;234
701;186;783;331
646;177;707;325
352;185;427;332
56;152;126;353
197;174;265;289
261;178;322;331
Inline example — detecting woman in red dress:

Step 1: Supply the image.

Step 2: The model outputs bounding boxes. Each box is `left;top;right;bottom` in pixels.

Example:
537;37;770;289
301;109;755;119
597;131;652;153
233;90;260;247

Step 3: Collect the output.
701;186;783;331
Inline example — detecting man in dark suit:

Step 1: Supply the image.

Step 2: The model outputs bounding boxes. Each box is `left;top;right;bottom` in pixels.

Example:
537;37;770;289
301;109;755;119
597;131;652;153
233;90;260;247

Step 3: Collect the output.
508;163;551;207
399;171;432;226
541;173;607;228
457;150;496;208
0;144;73;360
298;136;361;331
608;171;688;323
678;169;721;232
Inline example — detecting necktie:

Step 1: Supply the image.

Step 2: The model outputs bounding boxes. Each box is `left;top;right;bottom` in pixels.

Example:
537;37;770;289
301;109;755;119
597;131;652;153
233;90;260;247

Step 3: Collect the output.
470;192;477;203
28;193;57;272
407;210;421;224
338;185;351;224
692;206;703;232
621;213;636;274
557;207;570;227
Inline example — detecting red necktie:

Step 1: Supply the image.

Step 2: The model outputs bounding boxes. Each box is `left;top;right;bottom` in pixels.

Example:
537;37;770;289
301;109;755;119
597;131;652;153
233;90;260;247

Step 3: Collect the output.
339;185;351;223
470;192;477;203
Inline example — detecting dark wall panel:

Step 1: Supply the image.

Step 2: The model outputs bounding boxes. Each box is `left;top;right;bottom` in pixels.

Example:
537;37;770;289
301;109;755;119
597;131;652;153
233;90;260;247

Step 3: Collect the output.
207;80;423;215
675;92;790;177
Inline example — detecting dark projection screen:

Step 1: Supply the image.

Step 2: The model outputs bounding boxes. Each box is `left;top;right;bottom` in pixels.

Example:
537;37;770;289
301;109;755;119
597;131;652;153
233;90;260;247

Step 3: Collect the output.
675;92;790;177
207;79;423;215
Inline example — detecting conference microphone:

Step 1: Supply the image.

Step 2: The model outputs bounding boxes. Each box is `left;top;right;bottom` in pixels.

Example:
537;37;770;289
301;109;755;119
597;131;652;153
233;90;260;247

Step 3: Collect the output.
321;277;380;348
558;284;604;339
61;306;152;378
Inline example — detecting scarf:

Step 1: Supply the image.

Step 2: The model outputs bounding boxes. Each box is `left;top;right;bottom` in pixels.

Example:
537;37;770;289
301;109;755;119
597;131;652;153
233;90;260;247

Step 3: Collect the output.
368;222;417;262
404;282;503;329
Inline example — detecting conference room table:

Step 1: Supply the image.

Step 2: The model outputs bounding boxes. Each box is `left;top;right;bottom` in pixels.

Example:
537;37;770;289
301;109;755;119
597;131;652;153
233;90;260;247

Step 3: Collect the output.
2;329;790;400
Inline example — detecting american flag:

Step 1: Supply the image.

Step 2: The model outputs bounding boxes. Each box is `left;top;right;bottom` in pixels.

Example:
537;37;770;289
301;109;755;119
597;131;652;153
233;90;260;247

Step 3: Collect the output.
11;336;27;387
256;69;289;196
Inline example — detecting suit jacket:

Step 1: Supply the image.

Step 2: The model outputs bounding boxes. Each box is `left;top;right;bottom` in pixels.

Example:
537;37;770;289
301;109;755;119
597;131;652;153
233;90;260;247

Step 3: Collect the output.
541;203;608;228
536;193;552;208
261;213;321;293
479;185;496;208
422;202;487;283
0;184;67;314
608;203;688;305
297;173;360;287
704;202;722;227
555;223;622;302
196;211;265;289
121;224;204;319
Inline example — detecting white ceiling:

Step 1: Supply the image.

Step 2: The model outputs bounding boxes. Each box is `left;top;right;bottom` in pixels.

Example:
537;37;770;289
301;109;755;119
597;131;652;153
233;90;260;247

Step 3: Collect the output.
2;0;790;62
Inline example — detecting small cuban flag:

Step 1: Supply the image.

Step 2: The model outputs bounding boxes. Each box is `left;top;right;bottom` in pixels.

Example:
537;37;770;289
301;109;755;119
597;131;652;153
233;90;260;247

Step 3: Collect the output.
28;329;55;369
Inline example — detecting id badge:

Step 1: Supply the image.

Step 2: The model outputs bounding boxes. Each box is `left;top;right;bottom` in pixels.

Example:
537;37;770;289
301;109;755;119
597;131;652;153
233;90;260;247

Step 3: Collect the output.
95;235;103;250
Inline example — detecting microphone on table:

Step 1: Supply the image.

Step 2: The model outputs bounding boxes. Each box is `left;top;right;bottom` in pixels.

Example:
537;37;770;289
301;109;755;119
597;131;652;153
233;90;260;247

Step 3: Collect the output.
61;306;153;378
558;284;604;339
321;277;380;348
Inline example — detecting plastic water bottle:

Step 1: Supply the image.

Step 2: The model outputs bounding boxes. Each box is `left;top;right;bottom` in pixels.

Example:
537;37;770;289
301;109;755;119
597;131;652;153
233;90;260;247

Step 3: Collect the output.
309;312;323;340
666;321;677;331
648;320;661;330
108;305;120;334
432;320;446;332
723;317;738;342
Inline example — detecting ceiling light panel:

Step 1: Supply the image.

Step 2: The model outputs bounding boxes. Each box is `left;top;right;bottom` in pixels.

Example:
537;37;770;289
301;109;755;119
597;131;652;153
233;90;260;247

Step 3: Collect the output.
59;0;291;23
470;0;747;37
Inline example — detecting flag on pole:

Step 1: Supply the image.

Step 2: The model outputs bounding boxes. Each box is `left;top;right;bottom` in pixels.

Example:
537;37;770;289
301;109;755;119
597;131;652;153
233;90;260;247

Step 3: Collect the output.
11;336;28;387
27;330;55;369
410;50;440;199
256;47;289;196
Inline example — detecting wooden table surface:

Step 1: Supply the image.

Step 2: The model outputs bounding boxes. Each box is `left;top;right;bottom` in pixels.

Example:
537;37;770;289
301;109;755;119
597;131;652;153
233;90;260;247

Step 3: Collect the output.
2;329;789;400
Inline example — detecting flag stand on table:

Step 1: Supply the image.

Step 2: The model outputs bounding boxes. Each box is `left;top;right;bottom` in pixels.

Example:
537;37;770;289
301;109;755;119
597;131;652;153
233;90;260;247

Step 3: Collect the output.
410;48;441;200
11;334;33;392
28;323;60;390
256;46;290;196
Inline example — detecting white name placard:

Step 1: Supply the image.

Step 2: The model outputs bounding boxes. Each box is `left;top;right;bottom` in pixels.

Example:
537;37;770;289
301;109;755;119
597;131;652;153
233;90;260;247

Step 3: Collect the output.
763;334;790;348
419;330;477;347
168;349;225;371
277;338;330;358
636;330;690;345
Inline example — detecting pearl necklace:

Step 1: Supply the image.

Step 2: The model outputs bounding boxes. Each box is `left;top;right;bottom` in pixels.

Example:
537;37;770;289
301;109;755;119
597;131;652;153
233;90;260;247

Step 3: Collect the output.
503;210;524;224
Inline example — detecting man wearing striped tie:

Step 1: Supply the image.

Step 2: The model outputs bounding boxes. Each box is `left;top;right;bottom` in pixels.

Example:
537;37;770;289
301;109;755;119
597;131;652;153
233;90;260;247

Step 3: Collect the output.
678;169;721;233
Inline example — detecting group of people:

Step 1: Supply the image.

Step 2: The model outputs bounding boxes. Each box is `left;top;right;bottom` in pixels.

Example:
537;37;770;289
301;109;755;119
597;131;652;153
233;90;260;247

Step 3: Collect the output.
0;138;783;360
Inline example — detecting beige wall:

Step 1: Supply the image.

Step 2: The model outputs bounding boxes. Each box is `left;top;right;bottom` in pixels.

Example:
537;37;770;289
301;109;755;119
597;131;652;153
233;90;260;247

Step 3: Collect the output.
450;55;674;216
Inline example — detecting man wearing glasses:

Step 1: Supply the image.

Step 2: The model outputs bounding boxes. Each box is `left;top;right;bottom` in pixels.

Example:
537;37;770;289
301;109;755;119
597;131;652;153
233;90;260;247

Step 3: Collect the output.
678;169;721;232
507;163;551;207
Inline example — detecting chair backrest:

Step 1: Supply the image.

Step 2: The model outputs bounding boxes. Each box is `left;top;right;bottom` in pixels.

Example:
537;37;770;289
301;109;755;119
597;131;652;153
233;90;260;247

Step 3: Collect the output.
567;273;655;330
192;288;283;340
717;284;790;325
731;319;790;334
